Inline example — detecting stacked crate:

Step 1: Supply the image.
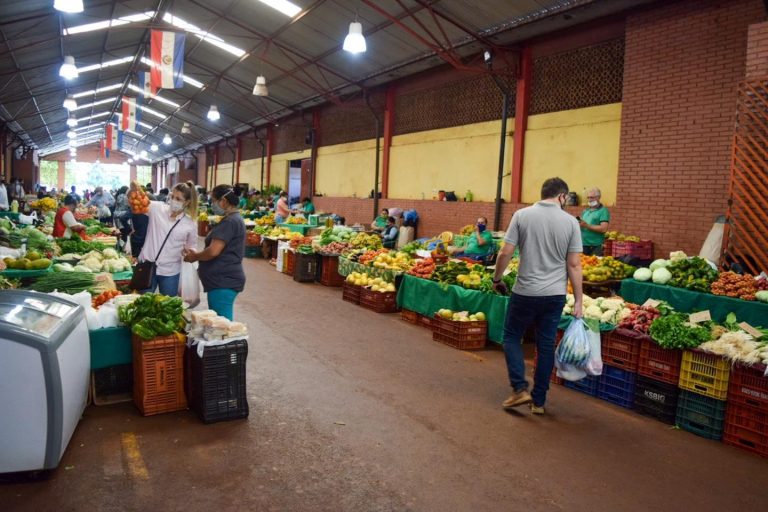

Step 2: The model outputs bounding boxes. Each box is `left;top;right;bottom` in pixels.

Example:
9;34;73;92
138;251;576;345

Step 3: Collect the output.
596;329;641;408
723;363;768;456
634;337;683;424
675;349;730;440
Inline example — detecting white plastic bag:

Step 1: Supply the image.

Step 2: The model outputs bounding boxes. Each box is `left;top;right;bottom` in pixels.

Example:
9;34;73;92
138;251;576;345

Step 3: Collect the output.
555;318;592;382
179;261;201;308
97;303;119;328
584;325;603;376
123;236;132;256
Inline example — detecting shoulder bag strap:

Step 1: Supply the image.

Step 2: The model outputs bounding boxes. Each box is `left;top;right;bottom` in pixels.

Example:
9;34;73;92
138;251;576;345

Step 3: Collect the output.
154;217;183;262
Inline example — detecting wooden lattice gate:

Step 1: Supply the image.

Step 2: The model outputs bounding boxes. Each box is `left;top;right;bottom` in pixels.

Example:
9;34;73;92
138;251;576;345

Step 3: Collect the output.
722;78;768;275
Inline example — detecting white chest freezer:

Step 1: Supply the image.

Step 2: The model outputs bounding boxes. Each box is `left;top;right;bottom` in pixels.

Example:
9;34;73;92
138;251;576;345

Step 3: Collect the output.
0;290;90;473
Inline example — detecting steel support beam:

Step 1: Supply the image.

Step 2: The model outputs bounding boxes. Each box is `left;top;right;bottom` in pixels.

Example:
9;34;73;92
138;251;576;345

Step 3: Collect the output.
511;47;532;204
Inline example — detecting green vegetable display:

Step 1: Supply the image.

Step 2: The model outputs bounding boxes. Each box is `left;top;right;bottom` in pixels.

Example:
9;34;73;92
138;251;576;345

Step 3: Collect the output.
648;312;713;349
56;236;106;254
667;257;718;293
118;293;185;339
400;241;425;256
29;272;95;294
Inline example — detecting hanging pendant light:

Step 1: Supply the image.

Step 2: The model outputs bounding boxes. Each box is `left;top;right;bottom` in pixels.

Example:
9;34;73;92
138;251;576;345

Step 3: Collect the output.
66;115;77;127
162;134;172;145
54;0;84;13
127;158;133;164
150;143;159;152
252;75;269;96
59;56;79;80
63;95;77;110
181;122;191;134
343;22;366;54
140;150;148;159
207;105;220;121
67;130;77;139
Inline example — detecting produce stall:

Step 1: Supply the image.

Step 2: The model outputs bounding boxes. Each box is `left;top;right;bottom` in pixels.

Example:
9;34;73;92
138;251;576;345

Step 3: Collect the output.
620;279;768;326
396;274;509;343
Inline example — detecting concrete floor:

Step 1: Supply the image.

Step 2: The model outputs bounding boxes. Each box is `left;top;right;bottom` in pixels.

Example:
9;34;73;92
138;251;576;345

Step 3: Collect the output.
2;257;768;511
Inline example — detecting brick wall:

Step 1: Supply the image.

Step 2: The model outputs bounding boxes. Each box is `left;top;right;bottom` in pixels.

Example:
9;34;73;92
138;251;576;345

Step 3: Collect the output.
313;196;586;238
613;0;763;258
746;20;768;79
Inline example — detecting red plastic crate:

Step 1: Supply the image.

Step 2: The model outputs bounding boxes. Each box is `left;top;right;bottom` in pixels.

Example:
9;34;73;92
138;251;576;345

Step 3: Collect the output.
342;282;361;304
728;363;768;413
638;337;682;385
601;330;642;372
318;255;345;287
723;403;768;457
283;250;295;275
359;287;399;313
400;309;419;324
132;334;187;416
418;314;433;329
431;314;487;350
611;240;653;260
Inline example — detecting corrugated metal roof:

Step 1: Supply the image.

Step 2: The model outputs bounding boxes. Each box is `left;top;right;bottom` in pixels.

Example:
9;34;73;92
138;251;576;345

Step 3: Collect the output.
0;0;653;160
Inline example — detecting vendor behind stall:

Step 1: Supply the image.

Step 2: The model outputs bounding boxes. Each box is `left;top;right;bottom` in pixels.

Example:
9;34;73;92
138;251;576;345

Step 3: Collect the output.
382;216;399;249
300;197;315;215
275;191;290;223
372;208;389;232
579;187;610;256
53;195;86;239
451;217;495;261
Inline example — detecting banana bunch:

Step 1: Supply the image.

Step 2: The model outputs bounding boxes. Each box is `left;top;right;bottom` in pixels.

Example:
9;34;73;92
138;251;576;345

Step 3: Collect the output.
350;232;383;250
372;251;413;271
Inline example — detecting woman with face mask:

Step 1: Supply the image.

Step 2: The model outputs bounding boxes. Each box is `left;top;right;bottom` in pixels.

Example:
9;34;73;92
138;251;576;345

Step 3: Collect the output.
183;185;246;320
450;216;496;261
578;187;611;256
130;180;198;296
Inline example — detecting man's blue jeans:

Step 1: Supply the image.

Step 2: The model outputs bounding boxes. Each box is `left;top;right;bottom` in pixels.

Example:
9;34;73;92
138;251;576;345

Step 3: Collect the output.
502;293;566;407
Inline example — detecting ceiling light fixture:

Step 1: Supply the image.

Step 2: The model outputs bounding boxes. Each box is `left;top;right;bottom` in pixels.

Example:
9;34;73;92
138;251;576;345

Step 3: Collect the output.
54;0;84;13
256;0;302;17
150;143;159;152
67;130;77;139
63;95;77;110
127;158;133;163
181;123;191;134
343;22;366;54
252;75;269;96
66;115;78;127
59;56;79;79
207;105;220;121
76;56;134;74
140;150;148;158
73;83;122;99
62;12;154;36
163;134;172;145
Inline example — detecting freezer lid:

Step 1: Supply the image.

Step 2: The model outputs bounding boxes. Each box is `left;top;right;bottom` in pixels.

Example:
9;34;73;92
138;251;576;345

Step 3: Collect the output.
0;290;81;344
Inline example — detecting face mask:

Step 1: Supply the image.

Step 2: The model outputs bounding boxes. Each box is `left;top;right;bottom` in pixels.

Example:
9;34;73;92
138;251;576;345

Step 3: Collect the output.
169;199;184;213
588;200;599;208
211;202;226;215
477;223;486;233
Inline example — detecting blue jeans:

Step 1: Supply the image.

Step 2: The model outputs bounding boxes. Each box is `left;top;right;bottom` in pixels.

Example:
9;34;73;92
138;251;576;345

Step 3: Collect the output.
502;293;566;407
143;273;180;296
207;288;239;320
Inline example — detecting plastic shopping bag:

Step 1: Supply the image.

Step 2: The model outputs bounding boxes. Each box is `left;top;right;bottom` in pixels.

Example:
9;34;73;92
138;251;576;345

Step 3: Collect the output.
179;261;201;308
555;318;592;382
584;323;603;376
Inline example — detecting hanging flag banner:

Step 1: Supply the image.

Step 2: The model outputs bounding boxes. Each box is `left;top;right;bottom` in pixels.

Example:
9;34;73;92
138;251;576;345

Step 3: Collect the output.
121;96;139;132
99;138;106;159
105;124;123;158
137;70;154;99
150;30;185;90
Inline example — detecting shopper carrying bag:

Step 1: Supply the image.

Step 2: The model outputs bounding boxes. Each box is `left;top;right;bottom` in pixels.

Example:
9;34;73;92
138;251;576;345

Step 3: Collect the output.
129;217;181;291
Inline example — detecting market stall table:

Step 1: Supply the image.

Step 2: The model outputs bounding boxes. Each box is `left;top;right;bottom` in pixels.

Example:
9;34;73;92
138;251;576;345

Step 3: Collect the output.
619;279;768;325
396;274;508;344
278;223;313;236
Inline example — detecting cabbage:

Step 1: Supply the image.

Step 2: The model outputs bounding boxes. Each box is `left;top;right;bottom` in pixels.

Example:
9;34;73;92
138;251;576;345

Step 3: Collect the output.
81;258;102;272
73;265;93;273
652;267;672;285
102;248;119;260
633;268;652;281
649;259;668;272
53;263;74;272
757;291;768;303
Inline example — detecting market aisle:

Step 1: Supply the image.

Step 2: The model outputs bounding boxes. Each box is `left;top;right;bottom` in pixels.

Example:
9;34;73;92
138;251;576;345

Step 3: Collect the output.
2;258;768;512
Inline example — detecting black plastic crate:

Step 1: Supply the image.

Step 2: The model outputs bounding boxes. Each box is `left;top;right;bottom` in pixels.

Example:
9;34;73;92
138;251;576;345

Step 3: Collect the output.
293;253;318;283
633;375;680;424
564;375;600;397
188;340;249;424
676;390;726;440
598;365;637;408
91;364;133;405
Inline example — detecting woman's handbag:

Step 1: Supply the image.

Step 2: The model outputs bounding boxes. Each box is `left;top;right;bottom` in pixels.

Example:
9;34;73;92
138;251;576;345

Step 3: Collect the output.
129;218;182;290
